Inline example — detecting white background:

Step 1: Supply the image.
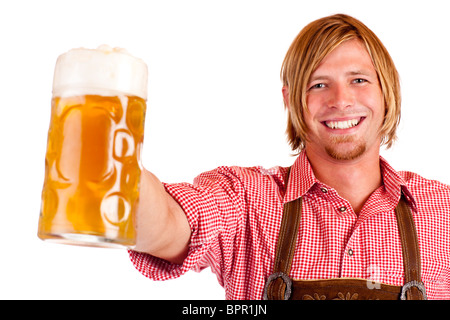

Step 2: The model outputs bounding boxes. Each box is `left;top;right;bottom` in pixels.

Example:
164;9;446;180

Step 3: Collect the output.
1;0;449;300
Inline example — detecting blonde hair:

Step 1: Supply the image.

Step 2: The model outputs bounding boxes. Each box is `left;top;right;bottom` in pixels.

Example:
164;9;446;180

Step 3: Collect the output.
281;14;401;153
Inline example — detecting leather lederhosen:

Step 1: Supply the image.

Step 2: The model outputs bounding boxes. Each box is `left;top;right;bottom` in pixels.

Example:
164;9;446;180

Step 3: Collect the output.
263;182;427;300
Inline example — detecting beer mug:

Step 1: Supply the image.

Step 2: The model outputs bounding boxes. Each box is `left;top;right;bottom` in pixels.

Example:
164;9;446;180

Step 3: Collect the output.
38;45;148;248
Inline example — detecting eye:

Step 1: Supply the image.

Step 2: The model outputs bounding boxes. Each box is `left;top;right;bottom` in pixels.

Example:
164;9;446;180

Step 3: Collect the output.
309;83;326;90
352;78;368;84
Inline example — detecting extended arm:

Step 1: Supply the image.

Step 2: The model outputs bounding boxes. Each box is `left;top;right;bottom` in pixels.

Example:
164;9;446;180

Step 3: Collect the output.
133;169;191;264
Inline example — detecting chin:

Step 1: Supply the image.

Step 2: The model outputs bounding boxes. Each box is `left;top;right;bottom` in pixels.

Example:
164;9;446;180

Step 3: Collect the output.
325;142;367;161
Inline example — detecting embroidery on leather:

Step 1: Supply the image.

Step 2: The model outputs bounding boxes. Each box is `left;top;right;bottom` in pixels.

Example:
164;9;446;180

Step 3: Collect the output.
303;293;326;300
333;292;359;300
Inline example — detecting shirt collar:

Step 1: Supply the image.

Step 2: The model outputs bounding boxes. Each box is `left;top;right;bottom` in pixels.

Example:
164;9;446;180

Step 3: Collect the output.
284;151;318;203
284;151;417;210
379;155;417;211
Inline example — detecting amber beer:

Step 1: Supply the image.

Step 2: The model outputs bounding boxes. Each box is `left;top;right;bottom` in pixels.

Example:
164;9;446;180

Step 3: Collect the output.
38;46;148;248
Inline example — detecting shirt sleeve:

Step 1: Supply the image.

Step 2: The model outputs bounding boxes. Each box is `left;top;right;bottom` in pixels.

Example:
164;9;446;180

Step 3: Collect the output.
128;166;247;285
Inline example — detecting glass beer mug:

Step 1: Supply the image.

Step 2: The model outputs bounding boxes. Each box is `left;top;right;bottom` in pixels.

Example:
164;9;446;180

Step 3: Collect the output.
38;45;148;248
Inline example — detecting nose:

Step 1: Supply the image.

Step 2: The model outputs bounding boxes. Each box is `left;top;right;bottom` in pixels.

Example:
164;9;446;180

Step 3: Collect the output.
327;83;355;109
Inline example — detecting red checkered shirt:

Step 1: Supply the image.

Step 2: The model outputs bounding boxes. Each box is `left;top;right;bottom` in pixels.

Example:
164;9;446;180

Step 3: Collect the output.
129;151;450;299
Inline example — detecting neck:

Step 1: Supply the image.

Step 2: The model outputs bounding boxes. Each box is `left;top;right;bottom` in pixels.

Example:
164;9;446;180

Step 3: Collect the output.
305;147;382;214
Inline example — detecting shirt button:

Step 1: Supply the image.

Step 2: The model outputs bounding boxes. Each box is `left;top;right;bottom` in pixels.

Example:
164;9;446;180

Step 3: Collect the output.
320;187;328;193
338;206;347;213
348;249;354;256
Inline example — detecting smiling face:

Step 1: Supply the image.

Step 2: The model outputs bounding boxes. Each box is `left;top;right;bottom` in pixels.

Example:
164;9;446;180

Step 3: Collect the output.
302;39;385;161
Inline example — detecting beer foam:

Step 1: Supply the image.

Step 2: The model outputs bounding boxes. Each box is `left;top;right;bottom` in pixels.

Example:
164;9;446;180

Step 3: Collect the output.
53;45;148;99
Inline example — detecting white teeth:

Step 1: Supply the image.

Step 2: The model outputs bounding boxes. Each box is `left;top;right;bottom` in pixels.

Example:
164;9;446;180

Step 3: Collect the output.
325;118;361;129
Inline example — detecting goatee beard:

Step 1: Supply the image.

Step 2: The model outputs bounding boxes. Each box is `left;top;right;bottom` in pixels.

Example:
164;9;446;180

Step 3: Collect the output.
325;135;366;161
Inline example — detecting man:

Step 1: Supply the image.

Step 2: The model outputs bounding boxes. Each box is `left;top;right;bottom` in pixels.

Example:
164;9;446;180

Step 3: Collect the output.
129;14;450;299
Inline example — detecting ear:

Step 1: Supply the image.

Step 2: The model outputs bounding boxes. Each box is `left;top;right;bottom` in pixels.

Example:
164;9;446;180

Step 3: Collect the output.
282;86;290;110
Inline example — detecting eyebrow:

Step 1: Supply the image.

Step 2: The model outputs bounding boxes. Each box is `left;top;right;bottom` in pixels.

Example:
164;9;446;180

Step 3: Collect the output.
346;70;374;77
308;70;375;83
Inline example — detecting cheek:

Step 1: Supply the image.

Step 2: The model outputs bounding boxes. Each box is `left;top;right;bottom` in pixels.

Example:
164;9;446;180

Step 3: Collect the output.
305;93;322;112
304;95;323;123
371;98;385;125
358;89;384;119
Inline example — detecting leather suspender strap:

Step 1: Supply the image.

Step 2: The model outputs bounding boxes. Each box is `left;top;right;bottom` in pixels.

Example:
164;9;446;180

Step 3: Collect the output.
263;168;301;300
273;198;302;276
263;197;302;300
395;197;427;300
